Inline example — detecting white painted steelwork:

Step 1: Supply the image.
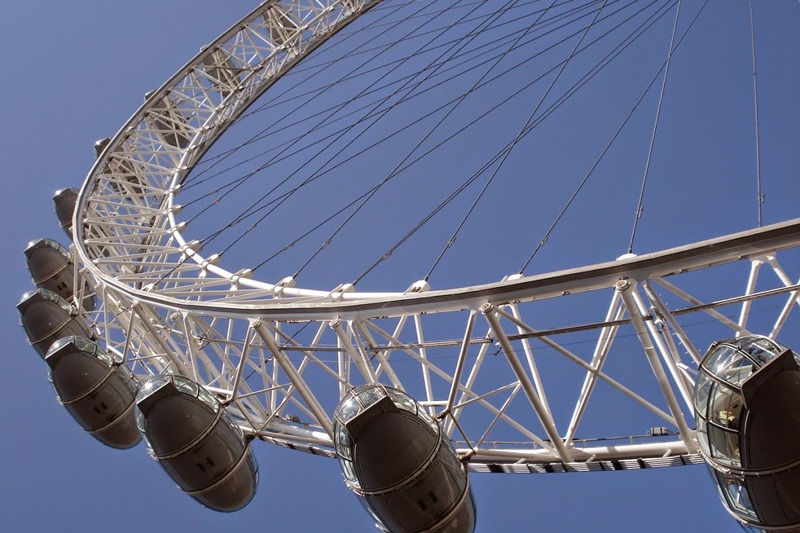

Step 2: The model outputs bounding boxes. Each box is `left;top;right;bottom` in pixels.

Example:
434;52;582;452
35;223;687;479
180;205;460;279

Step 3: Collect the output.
69;0;800;476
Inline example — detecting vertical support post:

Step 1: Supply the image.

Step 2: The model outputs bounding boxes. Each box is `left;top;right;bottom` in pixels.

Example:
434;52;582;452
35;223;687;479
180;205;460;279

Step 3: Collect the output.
630;287;695;412
763;255;800;339
414;314;434;412
228;322;254;404
352;320;403;388
445;329;492;438
445;311;477;418
616;280;699;453
508;303;552;419
738;257;764;332
253;320;334;438
482;303;572;462
331;320;376;384
132;302;191;375
565;290;624;445
643;279;704;366
180;312;200;382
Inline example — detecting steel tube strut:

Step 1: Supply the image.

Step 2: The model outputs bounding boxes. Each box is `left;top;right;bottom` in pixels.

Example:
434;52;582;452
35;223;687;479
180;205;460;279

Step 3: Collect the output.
482;303;572;462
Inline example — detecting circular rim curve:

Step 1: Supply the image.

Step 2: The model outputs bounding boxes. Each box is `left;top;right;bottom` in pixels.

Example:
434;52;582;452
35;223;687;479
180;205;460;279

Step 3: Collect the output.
68;0;800;472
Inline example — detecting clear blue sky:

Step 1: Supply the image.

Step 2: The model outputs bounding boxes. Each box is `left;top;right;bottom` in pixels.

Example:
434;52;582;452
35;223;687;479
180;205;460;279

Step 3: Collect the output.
1;2;798;532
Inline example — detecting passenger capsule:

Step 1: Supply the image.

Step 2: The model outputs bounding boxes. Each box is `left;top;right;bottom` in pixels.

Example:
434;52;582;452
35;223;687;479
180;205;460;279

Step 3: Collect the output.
17;288;92;357
334;384;476;533
24;238;95;311
135;374;258;512
94;137;111;158
45;336;140;449
694;335;800;531
53;187;78;239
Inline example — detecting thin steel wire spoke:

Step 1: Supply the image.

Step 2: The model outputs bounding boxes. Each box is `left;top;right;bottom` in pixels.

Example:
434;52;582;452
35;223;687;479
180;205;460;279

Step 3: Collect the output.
627;0;681;254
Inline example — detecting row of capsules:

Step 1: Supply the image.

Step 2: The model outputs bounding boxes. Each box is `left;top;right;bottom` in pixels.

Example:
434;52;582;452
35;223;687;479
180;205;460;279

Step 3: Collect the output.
18;139;476;529
17;188;477;530
17;180;258;512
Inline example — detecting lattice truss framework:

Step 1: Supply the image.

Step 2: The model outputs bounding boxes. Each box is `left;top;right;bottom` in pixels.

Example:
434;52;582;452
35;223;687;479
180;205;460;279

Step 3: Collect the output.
73;0;800;473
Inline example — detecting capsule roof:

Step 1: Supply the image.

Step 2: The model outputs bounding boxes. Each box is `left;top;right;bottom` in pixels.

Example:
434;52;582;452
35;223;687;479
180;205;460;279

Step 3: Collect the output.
17;287;74;315
699;335;788;390
25;237;70;264
136;373;220;417
334;383;439;466
18;288;91;357
335;384;422;426
25;237;71;288
45;335;113;370
24;237;96;312
94;137;111;158
53;188;78;238
45;335;116;401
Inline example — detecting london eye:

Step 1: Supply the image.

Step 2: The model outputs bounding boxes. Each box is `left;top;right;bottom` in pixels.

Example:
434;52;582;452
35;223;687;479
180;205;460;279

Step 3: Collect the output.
8;1;800;531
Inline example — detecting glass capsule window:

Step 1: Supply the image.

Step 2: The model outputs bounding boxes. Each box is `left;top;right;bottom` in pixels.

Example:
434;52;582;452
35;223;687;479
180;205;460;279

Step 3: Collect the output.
137;374;173;403
135;374;173;438
335;423;352;460
334;384;438;490
37;288;76;314
339;453;361;489
135;374;221;436
196;385;221;414
334;383;394;425
356;385;386;409
694;373;742;467
695;374;713;419
93;347;115;368
712;470;760;525
26;237;70;257
217;409;242;444
695;417;710;457
173;375;200;398
694;336;788;468
336;396;363;425
334;383;439;428
45;336;116;383
386;387;417;415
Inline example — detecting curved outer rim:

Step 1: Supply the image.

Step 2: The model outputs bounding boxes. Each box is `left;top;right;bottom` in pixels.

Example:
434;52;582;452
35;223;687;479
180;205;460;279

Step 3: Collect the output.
88;217;800;321
75;0;389;307
67;0;800;474
73;0;800;319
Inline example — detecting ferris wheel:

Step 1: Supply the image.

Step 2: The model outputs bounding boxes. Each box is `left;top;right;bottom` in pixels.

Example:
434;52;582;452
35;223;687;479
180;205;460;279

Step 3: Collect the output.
17;1;800;531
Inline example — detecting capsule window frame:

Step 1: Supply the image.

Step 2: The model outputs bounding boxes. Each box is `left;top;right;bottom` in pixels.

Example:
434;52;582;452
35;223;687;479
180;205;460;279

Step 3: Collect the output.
355;386;386;411
714;470;760;524
336;395;363;425
695;335;792;470
339;455;361;489
334;421;352;460
386;387;417;415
